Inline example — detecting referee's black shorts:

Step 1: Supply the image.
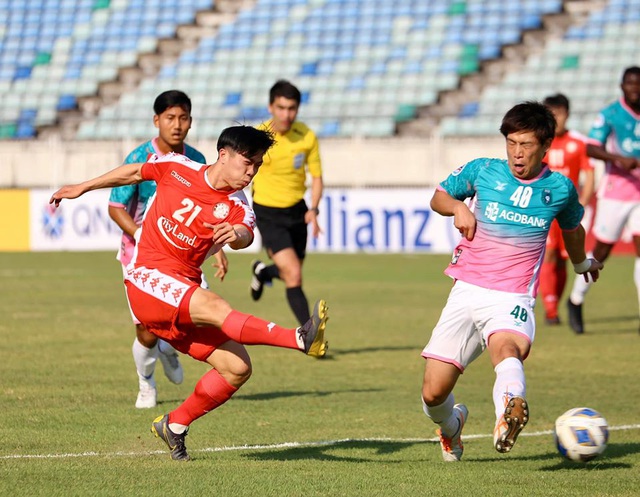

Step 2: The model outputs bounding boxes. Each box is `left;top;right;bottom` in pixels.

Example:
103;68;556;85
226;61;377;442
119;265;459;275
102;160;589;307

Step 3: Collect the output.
253;200;308;260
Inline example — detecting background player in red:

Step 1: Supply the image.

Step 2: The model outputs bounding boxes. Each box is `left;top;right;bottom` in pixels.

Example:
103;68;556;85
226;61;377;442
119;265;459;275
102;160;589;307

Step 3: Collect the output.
50;125;329;461
540;94;595;325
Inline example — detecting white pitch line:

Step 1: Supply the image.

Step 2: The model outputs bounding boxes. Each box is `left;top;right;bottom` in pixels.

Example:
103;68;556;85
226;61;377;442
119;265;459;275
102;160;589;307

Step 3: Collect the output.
3;424;639;461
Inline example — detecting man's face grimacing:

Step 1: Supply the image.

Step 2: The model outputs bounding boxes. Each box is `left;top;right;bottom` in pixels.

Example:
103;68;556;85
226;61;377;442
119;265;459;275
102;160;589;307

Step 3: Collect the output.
505;131;551;180
218;148;264;190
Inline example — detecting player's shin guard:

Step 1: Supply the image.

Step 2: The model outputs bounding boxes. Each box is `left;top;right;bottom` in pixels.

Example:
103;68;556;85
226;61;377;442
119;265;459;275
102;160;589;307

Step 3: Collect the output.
132;338;159;386
221;311;299;349
422;393;459;435
170;369;238;426
492;357;526;420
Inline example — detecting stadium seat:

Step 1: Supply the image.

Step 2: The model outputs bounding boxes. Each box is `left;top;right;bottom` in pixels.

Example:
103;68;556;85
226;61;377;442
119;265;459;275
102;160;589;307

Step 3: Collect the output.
4;0;621;140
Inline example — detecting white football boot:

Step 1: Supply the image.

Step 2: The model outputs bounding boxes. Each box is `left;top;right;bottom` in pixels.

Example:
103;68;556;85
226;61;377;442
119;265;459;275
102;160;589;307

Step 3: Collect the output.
436;404;469;462
136;380;157;409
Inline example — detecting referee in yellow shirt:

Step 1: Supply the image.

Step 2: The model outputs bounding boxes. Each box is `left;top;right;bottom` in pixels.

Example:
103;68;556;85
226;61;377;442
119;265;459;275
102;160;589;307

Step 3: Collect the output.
250;80;323;327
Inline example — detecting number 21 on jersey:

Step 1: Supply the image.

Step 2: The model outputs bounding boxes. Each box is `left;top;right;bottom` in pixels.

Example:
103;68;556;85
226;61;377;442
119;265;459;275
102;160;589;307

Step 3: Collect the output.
173;198;202;227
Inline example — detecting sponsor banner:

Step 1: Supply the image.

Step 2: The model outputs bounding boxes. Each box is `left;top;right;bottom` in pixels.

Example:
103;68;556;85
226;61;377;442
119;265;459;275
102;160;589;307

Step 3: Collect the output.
28;188;459;254
21;187;637;255
0;189;30;251
30;189;122;251
309;188;459;253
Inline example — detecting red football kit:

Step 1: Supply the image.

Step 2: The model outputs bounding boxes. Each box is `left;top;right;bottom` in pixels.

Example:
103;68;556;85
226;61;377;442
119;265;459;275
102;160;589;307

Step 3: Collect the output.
543;131;593;257
105;151;314;435
133;152;254;283
123;153;257;355
540;131;593;321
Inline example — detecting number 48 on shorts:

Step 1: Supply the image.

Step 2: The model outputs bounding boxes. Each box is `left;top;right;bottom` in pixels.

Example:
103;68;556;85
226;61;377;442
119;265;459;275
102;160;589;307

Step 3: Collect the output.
509;305;528;322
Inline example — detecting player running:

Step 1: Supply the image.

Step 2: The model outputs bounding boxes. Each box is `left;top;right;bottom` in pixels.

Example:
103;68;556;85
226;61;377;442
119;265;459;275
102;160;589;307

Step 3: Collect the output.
567;66;640;334
421;102;602;462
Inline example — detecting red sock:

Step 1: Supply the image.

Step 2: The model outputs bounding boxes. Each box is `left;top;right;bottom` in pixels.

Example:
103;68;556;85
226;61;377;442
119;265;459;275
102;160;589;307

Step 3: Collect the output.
222;310;299;350
556;263;567;301
169;369;238;426
540;261;558;318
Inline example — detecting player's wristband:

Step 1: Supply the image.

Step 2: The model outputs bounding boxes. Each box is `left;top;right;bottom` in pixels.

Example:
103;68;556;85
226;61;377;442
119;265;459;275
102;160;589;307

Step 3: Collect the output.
310;207;319;215
573;258;592;273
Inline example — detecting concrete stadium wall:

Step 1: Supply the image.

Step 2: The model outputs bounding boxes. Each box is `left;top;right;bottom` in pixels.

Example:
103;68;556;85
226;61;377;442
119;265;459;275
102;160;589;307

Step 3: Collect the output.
0;135;505;189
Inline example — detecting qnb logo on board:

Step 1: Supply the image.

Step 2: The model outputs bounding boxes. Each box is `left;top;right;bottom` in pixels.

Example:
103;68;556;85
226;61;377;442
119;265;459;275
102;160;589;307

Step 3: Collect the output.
42;204;64;239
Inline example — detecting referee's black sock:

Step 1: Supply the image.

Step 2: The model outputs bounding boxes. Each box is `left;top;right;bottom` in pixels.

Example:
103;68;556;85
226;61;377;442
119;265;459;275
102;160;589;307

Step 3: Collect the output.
261;264;280;283
286;286;310;326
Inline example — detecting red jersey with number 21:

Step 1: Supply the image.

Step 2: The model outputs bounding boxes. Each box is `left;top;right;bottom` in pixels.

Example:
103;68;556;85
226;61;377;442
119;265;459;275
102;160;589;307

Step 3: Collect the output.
132;152;255;283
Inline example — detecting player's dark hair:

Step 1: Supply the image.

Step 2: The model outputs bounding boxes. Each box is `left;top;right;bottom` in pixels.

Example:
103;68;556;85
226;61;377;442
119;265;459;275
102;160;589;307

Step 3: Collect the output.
153;90;192;115
500;101;556;145
543;93;570;112
269;79;301;104
622;66;640;82
217;125;275;157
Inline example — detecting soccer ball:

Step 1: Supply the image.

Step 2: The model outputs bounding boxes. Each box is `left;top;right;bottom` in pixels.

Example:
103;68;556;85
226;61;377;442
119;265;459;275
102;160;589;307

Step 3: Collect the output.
554;407;609;462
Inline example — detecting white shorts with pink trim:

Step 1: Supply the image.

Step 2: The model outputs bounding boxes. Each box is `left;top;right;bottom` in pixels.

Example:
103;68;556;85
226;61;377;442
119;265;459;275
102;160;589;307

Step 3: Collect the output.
592;197;640;244
422;280;536;372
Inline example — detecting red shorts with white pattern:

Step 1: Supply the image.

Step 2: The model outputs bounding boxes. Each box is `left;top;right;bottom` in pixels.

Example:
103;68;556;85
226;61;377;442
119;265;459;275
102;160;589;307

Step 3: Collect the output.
124;266;228;362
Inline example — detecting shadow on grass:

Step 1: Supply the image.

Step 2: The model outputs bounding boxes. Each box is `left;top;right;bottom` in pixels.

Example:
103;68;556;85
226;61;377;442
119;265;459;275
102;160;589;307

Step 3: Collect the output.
478;443;640;471
157;388;384;406
537;442;638;470
579;314;638;335
234;387;383;402
329;345;419;357
241;439;427;463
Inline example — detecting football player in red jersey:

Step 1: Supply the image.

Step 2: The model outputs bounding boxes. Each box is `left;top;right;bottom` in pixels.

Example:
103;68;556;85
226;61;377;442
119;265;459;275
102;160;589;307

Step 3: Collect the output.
51;125;329;461
540;94;595;325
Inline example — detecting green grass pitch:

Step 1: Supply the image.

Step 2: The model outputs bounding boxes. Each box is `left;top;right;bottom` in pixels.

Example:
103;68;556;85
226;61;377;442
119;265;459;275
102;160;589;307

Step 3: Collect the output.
0;251;638;496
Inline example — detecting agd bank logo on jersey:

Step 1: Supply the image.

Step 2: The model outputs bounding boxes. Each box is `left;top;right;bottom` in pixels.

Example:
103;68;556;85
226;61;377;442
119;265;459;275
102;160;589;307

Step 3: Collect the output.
485;202;500;222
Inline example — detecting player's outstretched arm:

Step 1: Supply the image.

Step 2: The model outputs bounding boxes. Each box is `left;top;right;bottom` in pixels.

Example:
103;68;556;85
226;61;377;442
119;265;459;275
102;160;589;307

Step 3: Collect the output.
49;163;144;207
587;144;638;171
562;224;604;282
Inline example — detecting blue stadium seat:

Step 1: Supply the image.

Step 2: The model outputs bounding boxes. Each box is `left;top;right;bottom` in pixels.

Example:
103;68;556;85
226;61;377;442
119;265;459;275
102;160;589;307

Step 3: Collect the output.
4;0;616;140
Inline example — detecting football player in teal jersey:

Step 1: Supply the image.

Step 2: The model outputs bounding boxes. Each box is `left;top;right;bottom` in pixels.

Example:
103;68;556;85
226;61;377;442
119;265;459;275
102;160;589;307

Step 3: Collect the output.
568;66;640;334
421;102;602;461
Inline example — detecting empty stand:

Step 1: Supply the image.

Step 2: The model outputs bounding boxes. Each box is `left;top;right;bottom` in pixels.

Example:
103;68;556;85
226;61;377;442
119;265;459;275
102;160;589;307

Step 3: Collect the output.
3;0;628;140
440;0;640;136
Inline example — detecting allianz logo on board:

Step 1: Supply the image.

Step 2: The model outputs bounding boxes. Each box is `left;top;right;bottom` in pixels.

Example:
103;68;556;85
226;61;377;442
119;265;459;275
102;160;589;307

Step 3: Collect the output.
308;190;461;252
